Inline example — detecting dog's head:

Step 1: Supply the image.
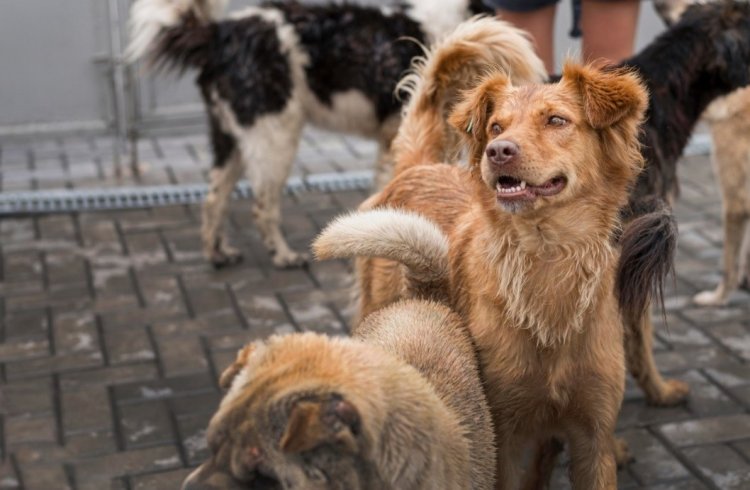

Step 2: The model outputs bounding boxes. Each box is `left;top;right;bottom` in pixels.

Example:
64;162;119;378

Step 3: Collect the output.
183;335;373;490
668;1;750;89
449;62;647;215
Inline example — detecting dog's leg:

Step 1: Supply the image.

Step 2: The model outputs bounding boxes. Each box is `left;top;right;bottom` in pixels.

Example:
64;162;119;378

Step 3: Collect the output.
202;151;245;268
626;310;690;405
240;115;308;269
494;433;523;490
567;428;617;490
694;211;749;306
521;438;563;490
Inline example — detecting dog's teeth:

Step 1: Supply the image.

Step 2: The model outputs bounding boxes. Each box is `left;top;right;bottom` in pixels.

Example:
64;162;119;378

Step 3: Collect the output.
520;181;527;189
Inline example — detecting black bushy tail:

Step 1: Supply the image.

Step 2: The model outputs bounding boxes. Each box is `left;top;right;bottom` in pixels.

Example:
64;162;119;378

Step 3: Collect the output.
617;197;677;326
127;0;223;72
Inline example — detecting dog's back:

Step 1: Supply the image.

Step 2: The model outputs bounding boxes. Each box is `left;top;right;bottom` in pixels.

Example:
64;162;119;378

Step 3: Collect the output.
356;299;495;490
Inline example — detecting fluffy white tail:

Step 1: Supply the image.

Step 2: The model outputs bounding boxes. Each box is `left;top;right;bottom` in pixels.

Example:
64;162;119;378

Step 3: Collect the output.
313;209;449;284
126;0;227;63
392;16;547;174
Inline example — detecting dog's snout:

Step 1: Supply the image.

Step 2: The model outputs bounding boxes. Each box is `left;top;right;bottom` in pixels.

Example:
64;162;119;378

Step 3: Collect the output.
486;140;519;166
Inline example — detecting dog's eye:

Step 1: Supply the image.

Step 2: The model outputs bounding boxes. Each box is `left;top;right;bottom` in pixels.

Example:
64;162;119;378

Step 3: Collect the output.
547;115;568;127
490;123;502;136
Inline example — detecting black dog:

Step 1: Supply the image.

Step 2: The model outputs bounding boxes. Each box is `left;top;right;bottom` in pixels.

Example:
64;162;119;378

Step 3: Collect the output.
617;0;750;406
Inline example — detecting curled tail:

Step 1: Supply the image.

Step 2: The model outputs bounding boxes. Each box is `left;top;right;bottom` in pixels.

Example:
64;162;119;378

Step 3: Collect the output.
126;0;227;69
393;16;546;174
313;209;449;297
617;197;677;326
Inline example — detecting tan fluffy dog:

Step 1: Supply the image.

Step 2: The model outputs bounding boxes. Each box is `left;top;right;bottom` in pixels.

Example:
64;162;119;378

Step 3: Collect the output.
182;299;495;490
315;63;648;489
691;87;750;306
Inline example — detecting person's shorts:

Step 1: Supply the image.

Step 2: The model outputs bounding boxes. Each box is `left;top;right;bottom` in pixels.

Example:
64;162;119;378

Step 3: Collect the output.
482;0;640;11
482;0;559;11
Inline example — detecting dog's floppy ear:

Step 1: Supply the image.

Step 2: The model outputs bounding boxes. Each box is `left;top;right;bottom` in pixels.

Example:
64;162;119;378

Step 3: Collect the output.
448;74;510;164
280;397;360;454
219;343;258;390
562;62;648;129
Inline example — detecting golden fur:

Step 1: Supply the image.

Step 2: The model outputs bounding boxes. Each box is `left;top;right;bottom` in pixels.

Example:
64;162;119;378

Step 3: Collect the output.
182;300;495;490
315;62;649;488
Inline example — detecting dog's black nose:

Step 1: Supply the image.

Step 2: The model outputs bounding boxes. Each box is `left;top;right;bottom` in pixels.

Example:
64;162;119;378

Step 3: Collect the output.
486;140;519;166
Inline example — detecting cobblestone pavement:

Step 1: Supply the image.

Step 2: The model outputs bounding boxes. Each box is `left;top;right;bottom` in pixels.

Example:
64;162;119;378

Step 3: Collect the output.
0;130;749;489
0;128;375;191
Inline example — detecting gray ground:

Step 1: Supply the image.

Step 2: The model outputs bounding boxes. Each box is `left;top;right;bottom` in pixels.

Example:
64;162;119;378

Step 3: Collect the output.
0;130;749;489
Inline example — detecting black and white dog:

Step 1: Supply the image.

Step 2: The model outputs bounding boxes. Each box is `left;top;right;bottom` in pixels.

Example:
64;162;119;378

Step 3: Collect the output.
128;0;545;268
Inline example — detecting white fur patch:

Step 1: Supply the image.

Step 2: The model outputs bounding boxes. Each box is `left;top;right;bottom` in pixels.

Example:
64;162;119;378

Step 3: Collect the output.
405;0;472;42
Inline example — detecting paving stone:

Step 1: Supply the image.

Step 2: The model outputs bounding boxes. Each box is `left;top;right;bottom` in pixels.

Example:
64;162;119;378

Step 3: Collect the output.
1;132;748;487
61;387;111;435
660;414;750;447
620;428;690;484
128;468;192;490
119;402;174;448
682;444;750;490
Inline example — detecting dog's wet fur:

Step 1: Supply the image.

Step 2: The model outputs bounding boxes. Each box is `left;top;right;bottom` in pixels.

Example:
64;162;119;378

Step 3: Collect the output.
182;300;495;490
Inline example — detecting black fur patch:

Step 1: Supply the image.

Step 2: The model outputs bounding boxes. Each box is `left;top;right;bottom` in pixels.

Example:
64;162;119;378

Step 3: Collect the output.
621;0;750;210
270;1;427;122
206;110;236;168
198;15;294;128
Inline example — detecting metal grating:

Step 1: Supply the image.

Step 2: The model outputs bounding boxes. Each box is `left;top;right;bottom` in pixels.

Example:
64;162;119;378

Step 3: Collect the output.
0;171;374;215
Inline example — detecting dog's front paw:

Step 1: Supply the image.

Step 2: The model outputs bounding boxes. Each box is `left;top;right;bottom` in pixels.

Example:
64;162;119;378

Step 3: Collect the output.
649;378;690;406
272;250;310;269
210;247;244;269
693;288;728;307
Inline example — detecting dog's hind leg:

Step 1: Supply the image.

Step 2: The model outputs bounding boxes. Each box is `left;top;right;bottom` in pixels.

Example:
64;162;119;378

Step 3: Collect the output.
625;310;690;406
694;211;749;306
693;124;750;306
567;427;618;490
239;110;307;268
202;115;245;268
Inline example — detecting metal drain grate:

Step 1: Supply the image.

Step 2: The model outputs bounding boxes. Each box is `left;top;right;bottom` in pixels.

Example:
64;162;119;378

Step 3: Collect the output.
0;171;374;215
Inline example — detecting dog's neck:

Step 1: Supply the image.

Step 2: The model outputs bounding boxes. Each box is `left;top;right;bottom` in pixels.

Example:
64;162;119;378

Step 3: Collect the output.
471;198;618;347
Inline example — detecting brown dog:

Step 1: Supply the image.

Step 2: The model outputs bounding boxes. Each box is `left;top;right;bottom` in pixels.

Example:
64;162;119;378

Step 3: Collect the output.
315;63;649;489
182;299;495;489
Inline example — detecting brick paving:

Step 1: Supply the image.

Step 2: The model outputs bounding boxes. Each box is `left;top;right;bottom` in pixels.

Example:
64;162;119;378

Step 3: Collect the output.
0;128;375;192
0;131;749;489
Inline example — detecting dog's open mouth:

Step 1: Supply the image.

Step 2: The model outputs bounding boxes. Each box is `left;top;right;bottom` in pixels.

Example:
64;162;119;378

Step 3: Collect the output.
495;175;567;200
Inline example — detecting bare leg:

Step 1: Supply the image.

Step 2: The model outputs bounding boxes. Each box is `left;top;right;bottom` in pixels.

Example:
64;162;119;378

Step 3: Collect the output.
202;151;245;268
496;5;557;74
625;310;690;405
581;0;640;66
